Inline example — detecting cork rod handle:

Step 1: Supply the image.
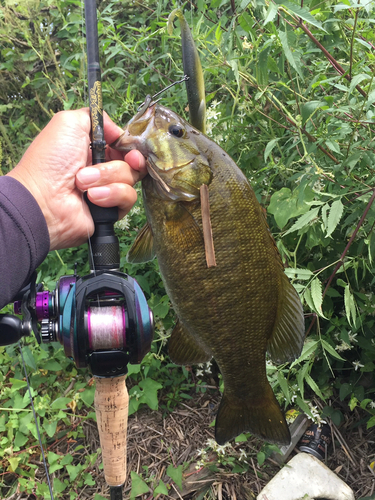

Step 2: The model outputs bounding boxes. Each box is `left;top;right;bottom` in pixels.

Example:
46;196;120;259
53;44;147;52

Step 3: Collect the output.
94;375;129;487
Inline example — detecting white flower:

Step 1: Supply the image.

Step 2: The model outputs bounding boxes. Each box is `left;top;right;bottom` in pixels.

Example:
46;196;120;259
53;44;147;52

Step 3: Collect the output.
206;438;217;449
336;341;352;352
216;444;228;455
196;369;204;377
348;332;358;343
352;360;364;371
238;449;247;461
115;216;130;231
242;36;253;50
196;449;207;458
205;361;212;374
369;401;375;409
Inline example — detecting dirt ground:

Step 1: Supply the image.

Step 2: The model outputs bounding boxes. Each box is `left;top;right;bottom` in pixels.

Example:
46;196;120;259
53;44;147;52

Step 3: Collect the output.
82;391;375;499
7;389;375;500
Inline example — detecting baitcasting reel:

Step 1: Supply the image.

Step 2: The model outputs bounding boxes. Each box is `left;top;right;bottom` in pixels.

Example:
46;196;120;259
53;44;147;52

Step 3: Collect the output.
0;270;154;377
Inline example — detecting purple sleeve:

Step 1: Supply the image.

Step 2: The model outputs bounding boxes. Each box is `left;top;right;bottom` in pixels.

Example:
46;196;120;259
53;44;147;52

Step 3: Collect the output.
0;176;50;309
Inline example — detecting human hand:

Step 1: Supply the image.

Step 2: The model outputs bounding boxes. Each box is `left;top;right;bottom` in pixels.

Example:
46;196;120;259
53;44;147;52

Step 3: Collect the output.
7;108;146;251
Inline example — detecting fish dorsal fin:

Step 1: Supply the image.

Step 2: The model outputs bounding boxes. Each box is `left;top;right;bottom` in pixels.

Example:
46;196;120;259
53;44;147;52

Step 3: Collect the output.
267;272;305;364
169;319;212;365
127;222;155;263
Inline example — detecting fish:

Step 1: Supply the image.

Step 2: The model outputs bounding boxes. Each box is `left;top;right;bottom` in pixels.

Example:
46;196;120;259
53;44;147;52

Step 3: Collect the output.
167;9;206;134
112;102;305;445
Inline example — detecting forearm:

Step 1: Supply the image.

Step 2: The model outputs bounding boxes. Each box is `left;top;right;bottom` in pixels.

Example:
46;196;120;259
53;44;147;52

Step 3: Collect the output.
0;176;50;309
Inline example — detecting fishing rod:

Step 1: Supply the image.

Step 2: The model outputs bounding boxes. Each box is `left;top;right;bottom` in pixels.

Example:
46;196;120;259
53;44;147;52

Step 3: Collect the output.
0;1;154;498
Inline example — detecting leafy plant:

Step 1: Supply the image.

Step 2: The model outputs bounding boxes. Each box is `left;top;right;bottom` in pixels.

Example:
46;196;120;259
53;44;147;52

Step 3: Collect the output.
2;0;375;497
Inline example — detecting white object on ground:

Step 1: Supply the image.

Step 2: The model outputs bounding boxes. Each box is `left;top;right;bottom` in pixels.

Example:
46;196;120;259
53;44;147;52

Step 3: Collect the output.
257;452;355;500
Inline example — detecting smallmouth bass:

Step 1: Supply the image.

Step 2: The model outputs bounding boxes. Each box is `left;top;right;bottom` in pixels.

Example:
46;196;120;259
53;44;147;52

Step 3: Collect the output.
112;103;305;445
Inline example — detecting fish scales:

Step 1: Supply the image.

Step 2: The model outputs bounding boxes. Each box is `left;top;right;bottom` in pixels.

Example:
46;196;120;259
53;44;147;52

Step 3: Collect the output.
112;103;305;445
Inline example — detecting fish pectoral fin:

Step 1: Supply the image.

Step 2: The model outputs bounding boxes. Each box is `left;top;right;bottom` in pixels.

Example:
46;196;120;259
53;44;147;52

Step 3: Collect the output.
166;203;203;252
169;319;212;365
127;223;155;263
267;272;305;364
215;385;291;446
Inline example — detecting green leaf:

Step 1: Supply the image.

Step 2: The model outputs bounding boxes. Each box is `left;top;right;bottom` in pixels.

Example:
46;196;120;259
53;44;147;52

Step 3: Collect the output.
154;479;169;496
166;464;183;490
305;374;326;401
326;199;344;238
321;339;345;361
284;268;314;281
264;138;279;162
240;0;251;9
14;431;28;448
366;89;375;110
349;73;370;95
291;340;319;367
257;451;266;466
339;383;352;401
50;397;71;410
21;345;37;371
234;433;249;442
138;378;163;411
228;58;240;87
367;416;375;429
301;101;325;125
256;46;269;87
325;140;342;155
280;1;325;31
66;464;84;482
43;420;58;438
263;2;278;25
10;378;28;391
284;206;320;235
130;472;149;498
310;277;325;317
296;361;310;398
8;457;20;472
303;288;315;312
53;478;67;494
277;370;290;402
148;294;170;319
268;187;312;229
80;386;95;407
278;30;302;78
344;285;356;327
43;360;63;372
295;396;313;418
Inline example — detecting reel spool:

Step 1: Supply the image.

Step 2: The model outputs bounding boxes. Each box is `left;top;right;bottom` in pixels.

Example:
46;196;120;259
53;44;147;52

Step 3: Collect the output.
10;271;154;377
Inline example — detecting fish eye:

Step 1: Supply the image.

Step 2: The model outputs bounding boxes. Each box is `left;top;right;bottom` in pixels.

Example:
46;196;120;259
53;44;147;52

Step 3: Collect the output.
168;124;185;138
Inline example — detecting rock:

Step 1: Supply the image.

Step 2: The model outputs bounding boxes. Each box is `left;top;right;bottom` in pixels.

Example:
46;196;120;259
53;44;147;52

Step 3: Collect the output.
257;452;355;500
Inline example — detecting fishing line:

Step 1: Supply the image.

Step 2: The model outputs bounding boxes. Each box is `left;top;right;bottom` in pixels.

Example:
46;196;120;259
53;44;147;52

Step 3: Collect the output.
137;75;189;111
18;341;55;500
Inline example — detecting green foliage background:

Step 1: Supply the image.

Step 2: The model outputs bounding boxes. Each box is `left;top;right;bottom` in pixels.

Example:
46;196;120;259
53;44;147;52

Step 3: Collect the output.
1;0;375;497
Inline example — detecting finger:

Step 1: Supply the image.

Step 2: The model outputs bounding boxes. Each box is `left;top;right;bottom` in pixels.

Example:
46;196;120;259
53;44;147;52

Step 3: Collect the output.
76;160;146;190
103;112;126;145
87;183;138;215
125;150;147;173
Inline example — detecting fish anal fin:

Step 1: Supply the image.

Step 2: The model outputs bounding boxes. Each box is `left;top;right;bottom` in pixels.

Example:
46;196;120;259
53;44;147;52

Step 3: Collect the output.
169;319;211;365
127;222;155;263
215;384;290;446
267;272;305;364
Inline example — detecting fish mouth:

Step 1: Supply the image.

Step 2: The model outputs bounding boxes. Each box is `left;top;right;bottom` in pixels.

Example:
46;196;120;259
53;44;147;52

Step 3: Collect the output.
110;103;156;154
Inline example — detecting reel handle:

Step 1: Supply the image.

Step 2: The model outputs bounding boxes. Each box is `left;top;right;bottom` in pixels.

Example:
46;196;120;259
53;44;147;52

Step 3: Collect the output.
94;375;129;487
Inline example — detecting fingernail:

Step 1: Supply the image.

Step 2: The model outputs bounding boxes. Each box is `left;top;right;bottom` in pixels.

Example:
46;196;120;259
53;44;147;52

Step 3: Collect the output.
89;186;111;200
77;167;101;185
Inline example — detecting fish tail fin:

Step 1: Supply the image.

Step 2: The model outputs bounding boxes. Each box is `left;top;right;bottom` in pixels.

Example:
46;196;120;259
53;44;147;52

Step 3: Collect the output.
215;384;290;446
